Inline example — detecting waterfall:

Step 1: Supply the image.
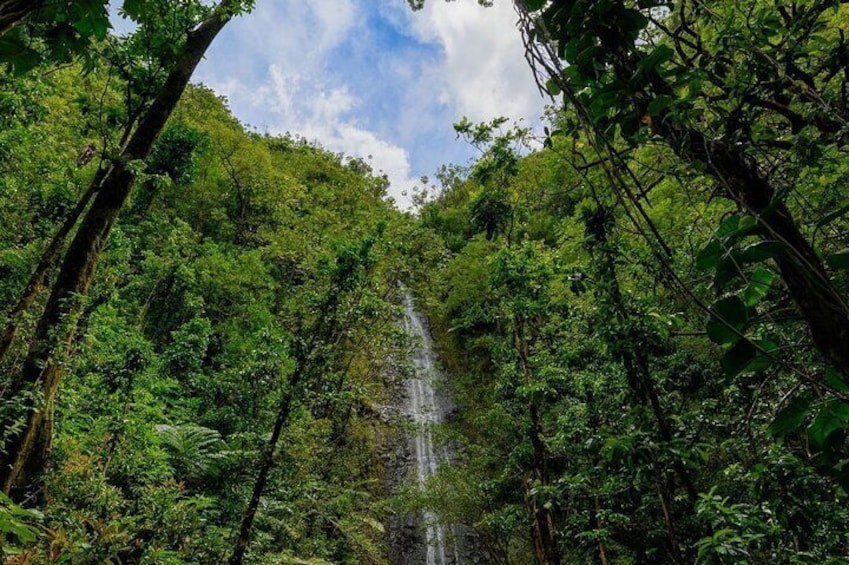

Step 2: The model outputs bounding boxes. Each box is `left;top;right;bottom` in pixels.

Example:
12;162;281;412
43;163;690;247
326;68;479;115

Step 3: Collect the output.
400;292;461;565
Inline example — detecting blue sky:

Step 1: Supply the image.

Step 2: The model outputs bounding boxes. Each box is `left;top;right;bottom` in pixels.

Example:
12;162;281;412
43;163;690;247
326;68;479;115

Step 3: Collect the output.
190;0;548;207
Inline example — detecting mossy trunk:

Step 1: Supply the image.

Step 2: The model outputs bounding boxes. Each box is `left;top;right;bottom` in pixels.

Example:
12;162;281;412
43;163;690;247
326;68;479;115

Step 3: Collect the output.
230;368;302;565
641;61;849;378
0;1;236;498
0;181;101;364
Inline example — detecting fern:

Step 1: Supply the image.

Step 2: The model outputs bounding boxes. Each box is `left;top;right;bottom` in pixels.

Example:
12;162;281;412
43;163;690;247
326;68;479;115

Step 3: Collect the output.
156;424;226;481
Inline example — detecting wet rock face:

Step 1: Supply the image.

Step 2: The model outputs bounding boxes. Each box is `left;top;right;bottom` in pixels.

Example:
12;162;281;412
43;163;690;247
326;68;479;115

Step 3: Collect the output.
387;293;464;565
387;435;426;565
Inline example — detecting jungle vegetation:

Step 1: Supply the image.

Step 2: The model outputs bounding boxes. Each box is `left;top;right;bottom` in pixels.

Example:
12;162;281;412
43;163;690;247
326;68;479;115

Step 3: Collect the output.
1;0;849;564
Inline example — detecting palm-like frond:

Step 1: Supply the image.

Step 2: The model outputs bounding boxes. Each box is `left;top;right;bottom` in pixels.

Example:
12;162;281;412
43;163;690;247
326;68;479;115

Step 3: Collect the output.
156;424;226;480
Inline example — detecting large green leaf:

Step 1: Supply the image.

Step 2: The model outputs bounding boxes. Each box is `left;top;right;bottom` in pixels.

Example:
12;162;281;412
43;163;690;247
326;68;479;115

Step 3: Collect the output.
740;241;784;264
742;268;775;307
720;339;774;377
706;296;749;345
825;250;849;270
0;35;42;75
696;238;721;271
808;401;849;450
769;396;812;439
816;201;849;228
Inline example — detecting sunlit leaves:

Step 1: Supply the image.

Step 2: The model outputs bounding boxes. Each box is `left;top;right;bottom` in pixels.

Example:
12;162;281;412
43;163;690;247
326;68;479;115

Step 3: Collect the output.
0;492;42;545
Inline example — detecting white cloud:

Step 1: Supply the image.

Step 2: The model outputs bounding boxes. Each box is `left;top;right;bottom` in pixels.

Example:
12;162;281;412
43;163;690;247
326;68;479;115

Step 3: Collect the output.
411;0;544;123
195;0;546;211
263;67;416;202
224;0;357;72
198;0;420;207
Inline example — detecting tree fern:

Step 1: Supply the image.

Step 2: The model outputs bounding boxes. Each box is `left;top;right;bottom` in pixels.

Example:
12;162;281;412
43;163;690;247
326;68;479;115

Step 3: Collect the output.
155;424;226;481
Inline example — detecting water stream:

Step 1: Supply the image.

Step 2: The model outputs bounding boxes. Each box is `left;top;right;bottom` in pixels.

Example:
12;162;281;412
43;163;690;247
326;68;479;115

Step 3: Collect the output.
400;292;461;565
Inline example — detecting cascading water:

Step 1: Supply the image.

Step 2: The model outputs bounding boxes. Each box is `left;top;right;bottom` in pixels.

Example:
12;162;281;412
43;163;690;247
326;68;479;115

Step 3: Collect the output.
399;291;462;565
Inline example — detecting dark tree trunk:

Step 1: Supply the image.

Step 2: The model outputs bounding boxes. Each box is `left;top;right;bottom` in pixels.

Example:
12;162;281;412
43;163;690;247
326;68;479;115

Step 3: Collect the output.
515;318;561;565
525;405;560;565
0;0;237;498
587;207;698;501
633;58;849;378
590;495;610;565
230;367;303;565
663;124;849;376
230;279;357;565
585;205;695;561
0;0;44;37
0;178;103;365
515;3;849;381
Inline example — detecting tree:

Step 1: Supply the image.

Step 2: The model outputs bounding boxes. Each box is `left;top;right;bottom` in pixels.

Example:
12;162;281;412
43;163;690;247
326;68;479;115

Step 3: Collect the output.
230;231;383;565
491;242;562;565
0;0;111;73
515;0;849;380
582;202;697;562
0;0;253;498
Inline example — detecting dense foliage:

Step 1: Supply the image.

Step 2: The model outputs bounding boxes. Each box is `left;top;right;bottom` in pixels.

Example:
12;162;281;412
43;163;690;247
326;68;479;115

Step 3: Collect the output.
0;22;412;561
2;0;849;563
405;0;849;562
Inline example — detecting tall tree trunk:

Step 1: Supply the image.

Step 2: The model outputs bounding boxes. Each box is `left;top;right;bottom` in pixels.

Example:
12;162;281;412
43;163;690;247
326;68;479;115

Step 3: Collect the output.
590;495;610;565
656;482;683;565
584;205;696;562
587;206;699;505
662;123;849;376
0;0;44;37
0;179;102;365
515;317;561;565
515;3;849;379
230;366;303;565
230;277;358;565
0;0;238;498
525;406;560;565
635;58;849;378
586;391;610;565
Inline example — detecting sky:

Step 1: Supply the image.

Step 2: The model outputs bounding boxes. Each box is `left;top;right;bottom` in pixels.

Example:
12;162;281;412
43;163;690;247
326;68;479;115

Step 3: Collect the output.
188;0;548;208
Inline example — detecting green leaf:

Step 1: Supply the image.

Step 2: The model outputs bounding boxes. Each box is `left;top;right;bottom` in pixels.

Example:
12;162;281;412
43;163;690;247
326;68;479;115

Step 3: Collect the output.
769;396;812;439
825;368;849;394
740;240;784;263
713;256;741;290
717;214;741;237
706;296;748;345
816;200;849;228
742;268;774;307
825;250;849;270
696;239;721;271
637;45;674;75
121;0;145;19
0;492;41;544
647;95;675;116
738;215;757;231
0;36;43;75
720;340;755;376
545;78;561;96
720;339;774;377
808;401;849;450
